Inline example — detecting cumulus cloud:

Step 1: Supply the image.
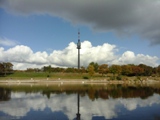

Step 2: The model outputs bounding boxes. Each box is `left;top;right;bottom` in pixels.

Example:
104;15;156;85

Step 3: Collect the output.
1;0;160;44
0;41;159;70
113;51;159;67
0;37;18;46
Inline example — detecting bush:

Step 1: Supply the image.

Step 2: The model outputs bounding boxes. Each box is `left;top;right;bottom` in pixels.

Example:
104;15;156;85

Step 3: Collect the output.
110;76;116;80
116;75;122;80
47;75;50;77
83;76;89;79
137;76;141;80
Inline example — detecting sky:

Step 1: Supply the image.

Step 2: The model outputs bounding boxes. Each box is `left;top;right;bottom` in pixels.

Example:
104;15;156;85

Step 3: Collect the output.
0;0;160;70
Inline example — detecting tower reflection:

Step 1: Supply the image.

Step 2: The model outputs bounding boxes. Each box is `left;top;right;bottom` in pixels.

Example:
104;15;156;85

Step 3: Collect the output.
76;93;81;120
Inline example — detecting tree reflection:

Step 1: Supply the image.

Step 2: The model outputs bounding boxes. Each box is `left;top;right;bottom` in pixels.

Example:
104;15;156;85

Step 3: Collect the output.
0;87;11;101
86;85;160;100
0;84;160;120
1;84;160;101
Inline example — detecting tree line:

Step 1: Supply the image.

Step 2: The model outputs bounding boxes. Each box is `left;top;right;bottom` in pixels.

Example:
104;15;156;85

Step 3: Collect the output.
25;62;160;77
85;62;160;78
0;62;13;76
1;62;160;77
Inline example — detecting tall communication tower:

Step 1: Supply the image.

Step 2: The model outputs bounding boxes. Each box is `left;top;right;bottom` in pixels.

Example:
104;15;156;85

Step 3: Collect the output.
76;29;81;120
77;29;81;69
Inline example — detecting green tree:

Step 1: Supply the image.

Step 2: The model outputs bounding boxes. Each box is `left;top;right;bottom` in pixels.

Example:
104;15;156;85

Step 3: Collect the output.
43;65;52;73
98;64;108;76
65;67;75;73
2;62;13;76
109;64;121;75
52;67;65;73
0;63;5;75
157;65;160;76
89;62;99;72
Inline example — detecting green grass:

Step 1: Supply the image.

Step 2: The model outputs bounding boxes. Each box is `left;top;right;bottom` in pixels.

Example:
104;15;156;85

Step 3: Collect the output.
0;72;89;80
0;71;160;81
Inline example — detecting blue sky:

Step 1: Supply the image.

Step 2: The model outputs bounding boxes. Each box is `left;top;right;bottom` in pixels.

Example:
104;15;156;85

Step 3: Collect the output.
0;0;160;69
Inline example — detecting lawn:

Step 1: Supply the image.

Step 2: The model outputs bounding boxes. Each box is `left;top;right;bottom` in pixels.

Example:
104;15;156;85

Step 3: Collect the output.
0;71;160;82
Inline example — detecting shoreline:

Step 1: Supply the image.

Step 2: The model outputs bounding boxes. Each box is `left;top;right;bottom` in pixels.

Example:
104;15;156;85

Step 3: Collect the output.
0;79;159;85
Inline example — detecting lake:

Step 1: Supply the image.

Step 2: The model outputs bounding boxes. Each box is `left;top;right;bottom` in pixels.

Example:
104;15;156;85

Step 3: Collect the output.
0;83;160;120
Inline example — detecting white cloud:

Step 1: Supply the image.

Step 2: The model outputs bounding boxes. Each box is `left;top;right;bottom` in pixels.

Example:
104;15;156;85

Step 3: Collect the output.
0;41;159;70
1;0;160;45
0;37;18;46
49;42;77;67
113;51;159;66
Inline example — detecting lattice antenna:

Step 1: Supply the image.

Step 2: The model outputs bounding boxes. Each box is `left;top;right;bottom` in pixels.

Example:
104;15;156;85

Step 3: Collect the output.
78;29;80;42
77;29;81;49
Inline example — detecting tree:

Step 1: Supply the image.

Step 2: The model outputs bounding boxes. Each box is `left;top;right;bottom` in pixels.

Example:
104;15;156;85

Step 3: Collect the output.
80;66;86;74
43;65;52;73
109;64;121;75
138;64;153;76
121;65;133;76
65;67;75;73
0;63;5;75
89;62;99;72
0;62;13;76
98;64;108;76
88;65;95;77
52;67;65;73
131;65;144;76
157;65;160;76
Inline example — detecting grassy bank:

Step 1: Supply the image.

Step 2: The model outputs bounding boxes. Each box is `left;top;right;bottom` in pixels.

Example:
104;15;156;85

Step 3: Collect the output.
0;71;160;81
0;72;87;80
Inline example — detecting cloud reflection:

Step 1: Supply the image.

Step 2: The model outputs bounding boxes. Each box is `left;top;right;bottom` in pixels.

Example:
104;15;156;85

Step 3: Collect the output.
0;92;160;120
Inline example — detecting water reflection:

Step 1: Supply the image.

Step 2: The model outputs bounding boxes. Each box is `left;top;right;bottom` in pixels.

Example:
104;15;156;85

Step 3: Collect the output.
0;84;160;120
0;87;11;101
76;93;81;120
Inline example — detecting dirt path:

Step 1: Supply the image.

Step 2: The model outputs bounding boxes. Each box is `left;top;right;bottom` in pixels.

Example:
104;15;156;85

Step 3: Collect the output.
0;79;159;85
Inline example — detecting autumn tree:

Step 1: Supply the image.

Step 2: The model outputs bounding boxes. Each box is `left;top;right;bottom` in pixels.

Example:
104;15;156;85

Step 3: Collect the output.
80;66;86;74
121;65;132;76
88;65;95;77
138;64;153;76
98;64;109;76
131;65;144;76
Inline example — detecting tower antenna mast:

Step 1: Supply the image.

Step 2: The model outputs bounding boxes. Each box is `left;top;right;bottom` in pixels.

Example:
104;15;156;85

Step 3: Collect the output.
76;29;81;120
77;29;81;69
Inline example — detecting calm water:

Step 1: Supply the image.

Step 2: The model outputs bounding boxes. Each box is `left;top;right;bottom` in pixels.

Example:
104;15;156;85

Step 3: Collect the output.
0;84;160;120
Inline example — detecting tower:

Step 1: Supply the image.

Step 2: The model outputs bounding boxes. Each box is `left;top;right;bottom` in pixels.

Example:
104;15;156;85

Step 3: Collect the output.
76;29;81;120
77;29;81;69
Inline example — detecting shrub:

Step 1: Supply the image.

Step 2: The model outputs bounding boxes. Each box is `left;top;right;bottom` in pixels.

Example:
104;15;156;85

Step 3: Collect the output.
137;76;141;80
83;76;89;79
110;76;115;80
116;75;122;80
